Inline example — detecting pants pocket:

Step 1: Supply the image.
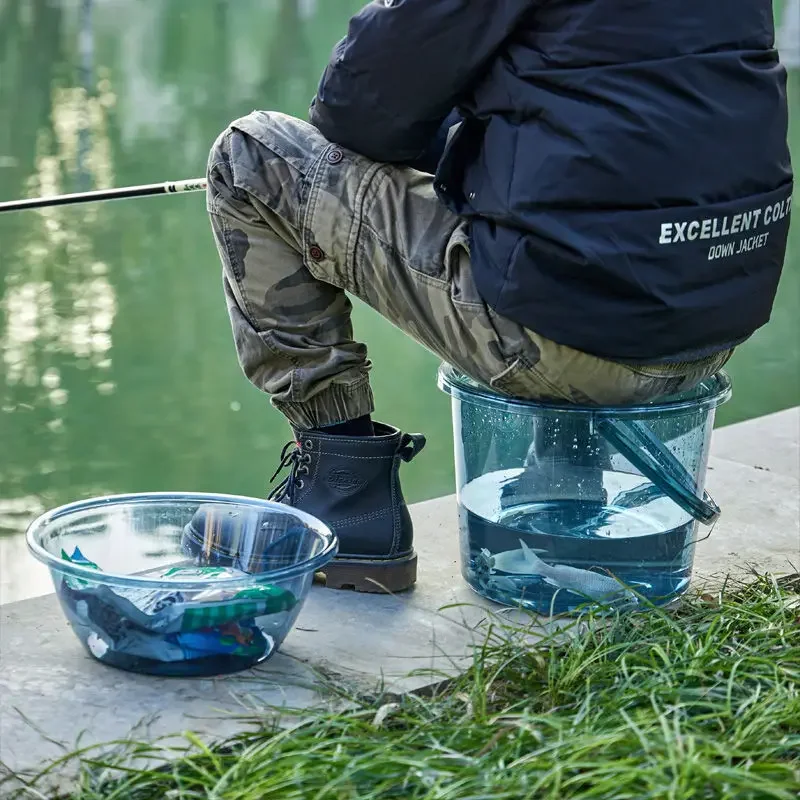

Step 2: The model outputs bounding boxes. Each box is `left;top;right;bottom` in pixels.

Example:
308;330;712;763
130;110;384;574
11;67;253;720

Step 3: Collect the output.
489;357;570;402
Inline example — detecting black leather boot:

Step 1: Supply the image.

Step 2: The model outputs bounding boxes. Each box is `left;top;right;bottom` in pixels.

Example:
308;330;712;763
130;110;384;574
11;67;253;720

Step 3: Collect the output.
268;422;426;593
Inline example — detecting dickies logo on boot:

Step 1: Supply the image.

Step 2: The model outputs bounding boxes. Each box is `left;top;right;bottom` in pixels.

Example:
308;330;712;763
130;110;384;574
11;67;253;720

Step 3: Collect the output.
325;467;366;495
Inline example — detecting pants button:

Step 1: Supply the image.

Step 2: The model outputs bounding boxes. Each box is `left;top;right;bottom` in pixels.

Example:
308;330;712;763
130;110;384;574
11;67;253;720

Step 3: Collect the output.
309;245;325;262
326;149;344;165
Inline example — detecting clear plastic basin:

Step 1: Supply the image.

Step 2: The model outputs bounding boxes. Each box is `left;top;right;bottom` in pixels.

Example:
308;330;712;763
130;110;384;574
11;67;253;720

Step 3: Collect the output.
27;493;337;676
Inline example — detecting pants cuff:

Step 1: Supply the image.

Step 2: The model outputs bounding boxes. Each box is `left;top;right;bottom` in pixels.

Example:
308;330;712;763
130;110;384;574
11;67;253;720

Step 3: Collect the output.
272;379;375;431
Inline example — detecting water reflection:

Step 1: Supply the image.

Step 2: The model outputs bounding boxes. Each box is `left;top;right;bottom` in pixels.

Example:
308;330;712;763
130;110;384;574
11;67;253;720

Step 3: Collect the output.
0;0;797;605
3;76;117;389
0;0;452;605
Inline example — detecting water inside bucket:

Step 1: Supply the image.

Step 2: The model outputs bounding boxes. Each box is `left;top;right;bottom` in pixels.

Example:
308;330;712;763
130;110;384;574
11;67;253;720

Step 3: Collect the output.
459;467;696;613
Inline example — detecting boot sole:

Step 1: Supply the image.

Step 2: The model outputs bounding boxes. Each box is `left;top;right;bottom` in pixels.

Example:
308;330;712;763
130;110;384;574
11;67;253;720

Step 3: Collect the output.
314;552;417;594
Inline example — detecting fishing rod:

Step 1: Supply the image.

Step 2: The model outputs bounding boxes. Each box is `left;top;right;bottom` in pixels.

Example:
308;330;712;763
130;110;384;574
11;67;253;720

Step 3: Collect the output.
0;178;207;213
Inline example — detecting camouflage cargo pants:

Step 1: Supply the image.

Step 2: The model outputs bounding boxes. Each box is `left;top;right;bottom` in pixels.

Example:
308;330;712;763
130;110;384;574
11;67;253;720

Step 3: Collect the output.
206;111;732;430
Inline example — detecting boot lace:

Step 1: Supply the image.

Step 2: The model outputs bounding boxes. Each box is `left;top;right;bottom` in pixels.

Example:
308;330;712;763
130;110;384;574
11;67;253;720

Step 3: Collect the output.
268;440;312;503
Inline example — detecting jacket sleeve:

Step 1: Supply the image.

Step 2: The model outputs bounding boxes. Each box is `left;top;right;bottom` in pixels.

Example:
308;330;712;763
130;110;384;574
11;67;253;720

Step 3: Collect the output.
309;0;530;164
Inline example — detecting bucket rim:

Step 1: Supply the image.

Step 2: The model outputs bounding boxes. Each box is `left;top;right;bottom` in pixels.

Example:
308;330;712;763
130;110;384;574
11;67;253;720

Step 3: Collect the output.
437;364;732;417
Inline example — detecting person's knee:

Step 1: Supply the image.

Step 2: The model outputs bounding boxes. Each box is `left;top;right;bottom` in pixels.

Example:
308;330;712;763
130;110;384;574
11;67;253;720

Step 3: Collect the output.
206;123;244;215
207;110;320;222
208;126;229;165
207;126;232;184
206;111;283;191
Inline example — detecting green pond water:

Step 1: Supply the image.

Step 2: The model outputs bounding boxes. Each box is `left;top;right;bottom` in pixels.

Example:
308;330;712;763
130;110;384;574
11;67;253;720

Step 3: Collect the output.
1;0;798;603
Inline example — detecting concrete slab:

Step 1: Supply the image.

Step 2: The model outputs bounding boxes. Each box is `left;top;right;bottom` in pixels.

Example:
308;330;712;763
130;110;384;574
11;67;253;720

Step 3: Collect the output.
2;410;799;784
0;602;325;782
0;496;530;783
712;407;800;480
697;456;799;579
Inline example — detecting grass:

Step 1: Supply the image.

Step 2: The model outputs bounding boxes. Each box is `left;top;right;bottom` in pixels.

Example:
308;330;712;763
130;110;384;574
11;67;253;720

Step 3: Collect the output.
5;574;800;800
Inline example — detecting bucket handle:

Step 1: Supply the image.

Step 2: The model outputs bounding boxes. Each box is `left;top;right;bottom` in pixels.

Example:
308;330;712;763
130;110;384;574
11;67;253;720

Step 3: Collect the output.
596;419;720;525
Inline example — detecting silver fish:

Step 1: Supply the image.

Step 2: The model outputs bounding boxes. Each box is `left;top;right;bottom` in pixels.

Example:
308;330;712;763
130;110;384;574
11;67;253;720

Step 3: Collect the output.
518;539;637;602
484;545;547;575
489;540;638;603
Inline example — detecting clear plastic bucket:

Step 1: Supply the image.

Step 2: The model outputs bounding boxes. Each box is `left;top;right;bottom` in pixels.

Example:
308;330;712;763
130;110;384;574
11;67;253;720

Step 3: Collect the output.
438;365;731;614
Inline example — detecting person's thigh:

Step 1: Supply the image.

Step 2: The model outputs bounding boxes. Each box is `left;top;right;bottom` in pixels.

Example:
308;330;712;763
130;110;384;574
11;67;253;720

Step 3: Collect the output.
300;133;547;391
498;333;735;406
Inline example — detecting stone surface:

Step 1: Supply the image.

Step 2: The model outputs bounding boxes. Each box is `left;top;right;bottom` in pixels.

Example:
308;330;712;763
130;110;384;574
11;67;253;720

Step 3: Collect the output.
0;603;324;780
2;409;798;783
682;454;798;581
712;407;799;480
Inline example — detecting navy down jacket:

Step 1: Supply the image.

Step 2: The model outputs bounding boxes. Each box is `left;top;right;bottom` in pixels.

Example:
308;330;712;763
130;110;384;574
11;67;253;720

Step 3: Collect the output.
309;0;794;362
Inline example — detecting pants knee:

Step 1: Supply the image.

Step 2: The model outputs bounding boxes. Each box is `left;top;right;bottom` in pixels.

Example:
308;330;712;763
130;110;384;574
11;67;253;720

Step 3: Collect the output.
206;127;237;211
207;126;232;176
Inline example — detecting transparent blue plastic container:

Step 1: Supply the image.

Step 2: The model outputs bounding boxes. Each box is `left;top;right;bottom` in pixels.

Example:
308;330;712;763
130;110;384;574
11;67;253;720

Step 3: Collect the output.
27;493;337;676
438;365;731;614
